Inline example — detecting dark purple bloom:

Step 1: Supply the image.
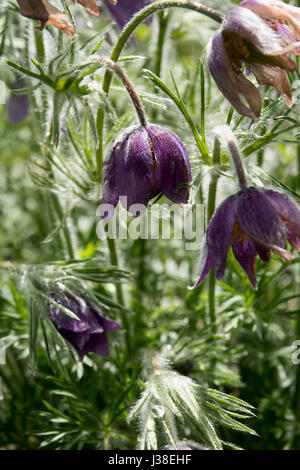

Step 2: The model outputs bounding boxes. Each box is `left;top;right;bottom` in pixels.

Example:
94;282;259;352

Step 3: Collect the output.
103;0;151;29
48;292;119;360
208;0;300;119
192;187;300;289
6;81;29;124
100;125;192;219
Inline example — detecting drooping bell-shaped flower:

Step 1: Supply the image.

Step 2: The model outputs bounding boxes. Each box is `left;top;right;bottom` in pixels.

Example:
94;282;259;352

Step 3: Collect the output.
192;186;300;289
48;292;119;360
103;0;151;29
208;0;300;119
100;125;192;219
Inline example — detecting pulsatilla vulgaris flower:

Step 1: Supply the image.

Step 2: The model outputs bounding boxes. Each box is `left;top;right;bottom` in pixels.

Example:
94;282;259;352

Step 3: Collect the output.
103;0;151;29
192;187;300;289
16;0;99;37
48;292;119;360
100;125;192;219
208;0;300;120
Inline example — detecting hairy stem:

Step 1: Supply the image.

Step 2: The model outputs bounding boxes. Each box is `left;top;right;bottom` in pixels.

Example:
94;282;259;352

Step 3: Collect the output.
216;126;248;190
33;29;76;260
206;138;221;330
154;11;170;77
98;56;147;130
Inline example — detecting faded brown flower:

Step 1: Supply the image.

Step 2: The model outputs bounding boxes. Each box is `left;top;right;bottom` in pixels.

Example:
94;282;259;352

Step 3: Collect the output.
16;0;103;37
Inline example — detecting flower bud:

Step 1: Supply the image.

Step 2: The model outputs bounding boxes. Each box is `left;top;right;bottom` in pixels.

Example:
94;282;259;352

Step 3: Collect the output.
48;292;119;361
101;125;192;219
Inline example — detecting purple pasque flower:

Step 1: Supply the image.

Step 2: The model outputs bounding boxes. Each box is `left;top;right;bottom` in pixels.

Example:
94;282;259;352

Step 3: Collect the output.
192;186;300;289
6;80;30;124
208;0;300;120
103;0;151;29
48;292;119;360
100;124;192;219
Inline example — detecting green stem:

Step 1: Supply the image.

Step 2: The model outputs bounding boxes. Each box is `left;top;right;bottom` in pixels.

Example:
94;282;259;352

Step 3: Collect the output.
107;238;131;354
293;145;300;445
96;0;223;176
151;11;170;121
154;11;170;77
218;126;248;190
206;138;221;330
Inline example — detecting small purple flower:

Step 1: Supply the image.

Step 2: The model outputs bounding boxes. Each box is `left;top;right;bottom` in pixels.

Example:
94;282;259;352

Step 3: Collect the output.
48;292;119;360
192;187;300;289
7;81;30;124
208;0;300;119
103;0;151;29
100;125;192;219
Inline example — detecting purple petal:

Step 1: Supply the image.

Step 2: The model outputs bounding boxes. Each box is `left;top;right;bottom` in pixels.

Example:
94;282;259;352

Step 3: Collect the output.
49;296;103;333
189;244;213;289
252;240;270;262
114;127;159;213
91;307;120;331
225;6;285;56
103;0;151;29
225;5;300;66
241;0;300;39
58;329;92;360
264;189;300;253
249;64;293;107
236;187;291;260
232;235;257;288
147;125;192;204
206;194;238;279
208;32;261;120
84;331;110;357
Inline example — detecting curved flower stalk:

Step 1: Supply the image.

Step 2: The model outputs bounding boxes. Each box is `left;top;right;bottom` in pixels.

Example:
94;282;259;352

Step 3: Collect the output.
101;124;192;219
208;0;300;120
96;57;192;219
48;292;119;361
191;126;300;289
